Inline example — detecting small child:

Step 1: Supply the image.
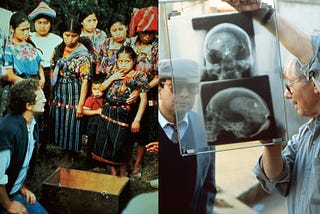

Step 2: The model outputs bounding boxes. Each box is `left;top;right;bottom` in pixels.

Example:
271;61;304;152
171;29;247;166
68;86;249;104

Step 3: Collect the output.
83;76;104;168
92;46;148;177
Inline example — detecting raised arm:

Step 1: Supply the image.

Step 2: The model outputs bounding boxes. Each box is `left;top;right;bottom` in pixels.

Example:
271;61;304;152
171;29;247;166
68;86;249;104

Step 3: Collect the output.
223;0;313;64
100;71;123;92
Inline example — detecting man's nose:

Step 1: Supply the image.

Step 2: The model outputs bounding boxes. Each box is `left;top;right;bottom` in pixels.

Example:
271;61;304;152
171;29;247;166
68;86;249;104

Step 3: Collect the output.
284;87;292;99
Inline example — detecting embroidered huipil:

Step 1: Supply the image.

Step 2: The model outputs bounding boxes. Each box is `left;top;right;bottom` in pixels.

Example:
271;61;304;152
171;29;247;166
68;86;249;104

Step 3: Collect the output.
81;28;107;66
253;115;320;214
4;41;41;77
131;36;158;83
105;70;148;104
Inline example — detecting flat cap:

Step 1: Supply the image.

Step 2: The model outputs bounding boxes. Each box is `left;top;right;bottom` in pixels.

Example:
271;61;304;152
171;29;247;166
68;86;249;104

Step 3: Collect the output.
159;58;200;83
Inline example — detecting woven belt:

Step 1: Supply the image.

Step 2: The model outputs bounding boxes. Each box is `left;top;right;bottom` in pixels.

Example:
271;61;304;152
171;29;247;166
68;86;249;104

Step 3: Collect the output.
105;102;130;110
100;114;129;127
51;101;77;109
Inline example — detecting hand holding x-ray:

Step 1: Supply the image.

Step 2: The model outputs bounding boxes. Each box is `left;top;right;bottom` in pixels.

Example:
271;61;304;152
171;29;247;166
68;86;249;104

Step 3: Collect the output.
222;0;264;12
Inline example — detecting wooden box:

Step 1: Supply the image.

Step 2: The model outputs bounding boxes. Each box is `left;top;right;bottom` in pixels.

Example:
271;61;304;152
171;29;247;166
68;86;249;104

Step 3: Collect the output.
42;168;129;214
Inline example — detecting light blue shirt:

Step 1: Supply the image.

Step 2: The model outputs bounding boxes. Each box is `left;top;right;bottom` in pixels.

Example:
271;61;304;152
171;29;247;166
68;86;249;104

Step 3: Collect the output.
158;111;188;141
0;119;36;194
253;115;320;214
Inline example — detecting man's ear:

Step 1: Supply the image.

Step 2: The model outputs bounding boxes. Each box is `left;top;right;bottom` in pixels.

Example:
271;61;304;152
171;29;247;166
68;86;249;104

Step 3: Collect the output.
313;81;320;94
158;86;163;99
26;103;33;111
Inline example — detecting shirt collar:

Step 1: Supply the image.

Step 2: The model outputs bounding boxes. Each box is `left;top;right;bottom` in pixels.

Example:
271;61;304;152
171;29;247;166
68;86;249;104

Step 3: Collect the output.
27;118;36;132
158;111;170;129
158;111;189;128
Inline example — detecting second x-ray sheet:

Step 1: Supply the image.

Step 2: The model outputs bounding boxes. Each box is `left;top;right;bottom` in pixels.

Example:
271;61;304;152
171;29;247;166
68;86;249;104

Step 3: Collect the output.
201;75;276;146
161;1;287;155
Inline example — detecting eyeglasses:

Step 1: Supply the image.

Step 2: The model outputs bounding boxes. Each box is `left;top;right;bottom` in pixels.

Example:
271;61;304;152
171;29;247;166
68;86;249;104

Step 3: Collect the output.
285;79;300;95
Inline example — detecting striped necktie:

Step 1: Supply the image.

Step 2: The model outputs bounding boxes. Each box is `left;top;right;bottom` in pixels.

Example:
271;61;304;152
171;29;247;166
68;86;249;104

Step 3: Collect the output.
168;124;179;144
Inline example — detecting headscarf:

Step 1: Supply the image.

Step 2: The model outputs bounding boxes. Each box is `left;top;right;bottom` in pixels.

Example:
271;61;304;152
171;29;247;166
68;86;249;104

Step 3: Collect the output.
129;6;158;37
28;2;56;20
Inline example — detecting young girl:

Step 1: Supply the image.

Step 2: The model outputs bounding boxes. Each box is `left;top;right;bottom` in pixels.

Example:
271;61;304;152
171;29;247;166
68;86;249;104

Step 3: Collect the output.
50;18;90;167
92;46;148;177
82;76;104;168
99;14;132;75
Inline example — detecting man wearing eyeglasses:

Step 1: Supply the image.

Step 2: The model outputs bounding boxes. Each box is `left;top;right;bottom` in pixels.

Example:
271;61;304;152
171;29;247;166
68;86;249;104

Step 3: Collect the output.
252;54;320;213
158;58;216;214
221;0;320;213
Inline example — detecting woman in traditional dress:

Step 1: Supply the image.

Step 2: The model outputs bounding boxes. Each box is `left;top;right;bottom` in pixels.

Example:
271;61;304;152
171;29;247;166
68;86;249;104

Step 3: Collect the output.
50;18;90;167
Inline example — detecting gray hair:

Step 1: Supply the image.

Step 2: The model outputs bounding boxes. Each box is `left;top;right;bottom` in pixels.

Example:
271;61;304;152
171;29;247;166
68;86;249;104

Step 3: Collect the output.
283;56;308;81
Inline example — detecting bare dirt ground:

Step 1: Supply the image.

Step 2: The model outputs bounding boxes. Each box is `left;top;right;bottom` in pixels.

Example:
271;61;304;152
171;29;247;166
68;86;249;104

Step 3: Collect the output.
29;139;158;212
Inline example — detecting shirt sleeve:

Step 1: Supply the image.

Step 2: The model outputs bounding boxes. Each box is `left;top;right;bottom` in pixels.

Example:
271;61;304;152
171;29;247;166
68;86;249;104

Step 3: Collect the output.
79;56;91;80
0;149;11;185
3;42;13;69
252;132;303;197
136;71;149;93
252;154;291;197
84;96;94;109
300;34;320;79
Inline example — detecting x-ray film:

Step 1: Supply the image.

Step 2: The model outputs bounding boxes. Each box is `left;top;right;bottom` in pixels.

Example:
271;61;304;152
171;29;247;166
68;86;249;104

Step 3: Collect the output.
159;0;288;155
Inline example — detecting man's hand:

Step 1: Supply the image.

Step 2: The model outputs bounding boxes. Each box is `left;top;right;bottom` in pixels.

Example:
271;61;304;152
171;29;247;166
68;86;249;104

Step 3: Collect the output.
146;142;158;153
222;0;261;12
7;200;28;214
20;186;36;205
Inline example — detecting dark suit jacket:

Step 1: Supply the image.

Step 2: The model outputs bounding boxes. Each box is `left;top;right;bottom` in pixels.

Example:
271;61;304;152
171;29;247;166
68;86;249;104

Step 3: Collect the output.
159;111;216;214
0;113;38;195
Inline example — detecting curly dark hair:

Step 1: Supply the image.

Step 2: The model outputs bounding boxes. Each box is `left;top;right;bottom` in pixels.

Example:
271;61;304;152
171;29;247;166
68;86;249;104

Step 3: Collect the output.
8;79;40;114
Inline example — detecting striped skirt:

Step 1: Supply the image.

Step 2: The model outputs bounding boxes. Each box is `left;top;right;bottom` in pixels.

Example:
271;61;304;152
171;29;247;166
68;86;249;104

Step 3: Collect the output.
92;103;131;165
49;78;82;152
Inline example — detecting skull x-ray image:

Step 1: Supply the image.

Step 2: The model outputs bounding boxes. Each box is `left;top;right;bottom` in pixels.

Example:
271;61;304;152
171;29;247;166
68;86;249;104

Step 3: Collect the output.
205;87;271;141
201;75;276;146
203;23;253;81
192;12;256;82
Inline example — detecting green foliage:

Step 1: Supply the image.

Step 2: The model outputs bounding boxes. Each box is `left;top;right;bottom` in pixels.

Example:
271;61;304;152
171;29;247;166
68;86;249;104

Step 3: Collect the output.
0;0;157;36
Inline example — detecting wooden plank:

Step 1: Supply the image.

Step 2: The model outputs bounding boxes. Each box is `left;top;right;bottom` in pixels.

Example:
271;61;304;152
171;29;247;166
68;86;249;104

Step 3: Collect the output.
59;168;129;195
